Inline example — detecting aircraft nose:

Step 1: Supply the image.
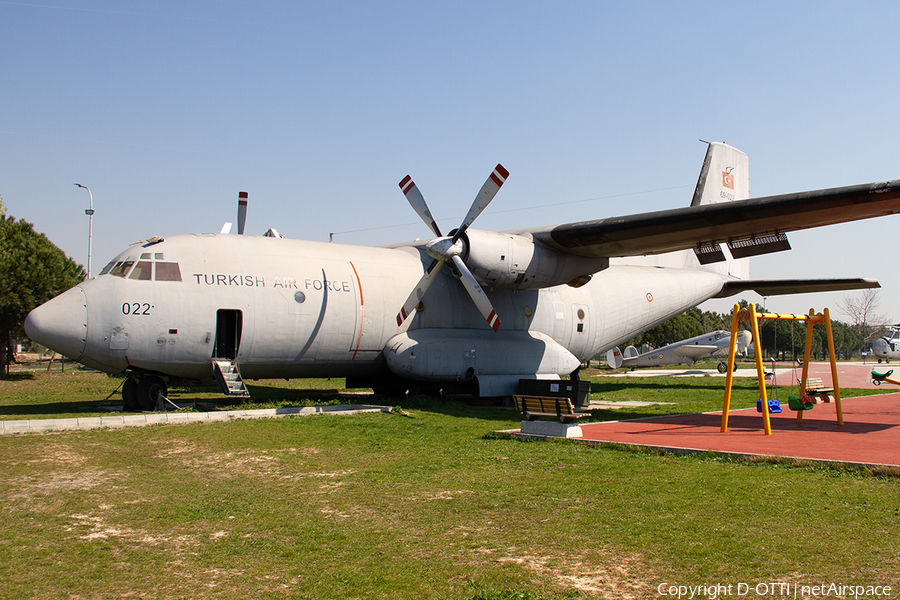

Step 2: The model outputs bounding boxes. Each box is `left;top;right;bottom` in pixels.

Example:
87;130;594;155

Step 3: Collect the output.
24;286;87;361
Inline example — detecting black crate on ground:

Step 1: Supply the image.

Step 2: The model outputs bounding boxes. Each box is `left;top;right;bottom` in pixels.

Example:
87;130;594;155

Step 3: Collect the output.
516;379;591;408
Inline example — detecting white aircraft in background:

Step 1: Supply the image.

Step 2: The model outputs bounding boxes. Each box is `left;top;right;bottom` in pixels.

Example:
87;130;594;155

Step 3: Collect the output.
25;142;900;410
608;330;752;373
872;325;900;363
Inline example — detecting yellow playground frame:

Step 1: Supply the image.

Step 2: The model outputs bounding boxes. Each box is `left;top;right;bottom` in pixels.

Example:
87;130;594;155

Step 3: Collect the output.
721;303;844;435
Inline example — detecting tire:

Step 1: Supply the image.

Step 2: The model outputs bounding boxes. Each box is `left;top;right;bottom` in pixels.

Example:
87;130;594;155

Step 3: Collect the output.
137;376;167;412
122;377;140;412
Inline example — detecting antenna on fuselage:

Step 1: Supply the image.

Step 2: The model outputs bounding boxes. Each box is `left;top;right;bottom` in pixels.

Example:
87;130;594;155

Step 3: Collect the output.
237;191;248;235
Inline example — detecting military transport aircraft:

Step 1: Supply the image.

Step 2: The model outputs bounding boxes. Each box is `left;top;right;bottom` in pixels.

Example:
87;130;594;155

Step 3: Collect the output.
24;142;900;410
608;330;753;373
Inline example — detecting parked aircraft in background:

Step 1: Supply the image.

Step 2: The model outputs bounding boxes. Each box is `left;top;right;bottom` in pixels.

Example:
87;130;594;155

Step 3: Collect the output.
25;142;900;410
872;325;900;363
608;330;752;372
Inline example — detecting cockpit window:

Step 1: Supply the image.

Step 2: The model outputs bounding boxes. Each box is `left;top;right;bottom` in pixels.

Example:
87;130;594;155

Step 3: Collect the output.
99;260;117;276
155;262;182;281
890;329;900;341
129;261;153;280
110;260;134;278
100;250;181;282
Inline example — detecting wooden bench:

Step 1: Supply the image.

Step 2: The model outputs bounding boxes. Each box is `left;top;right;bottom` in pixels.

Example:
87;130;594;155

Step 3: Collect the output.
804;377;834;403
513;395;586;423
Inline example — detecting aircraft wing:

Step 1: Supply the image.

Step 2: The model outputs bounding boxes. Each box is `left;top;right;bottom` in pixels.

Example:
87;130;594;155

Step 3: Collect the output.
672;345;718;360
714;278;879;298
516;180;900;258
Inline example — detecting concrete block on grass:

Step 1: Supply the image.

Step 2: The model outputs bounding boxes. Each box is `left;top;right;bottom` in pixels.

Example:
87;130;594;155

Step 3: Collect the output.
520;420;583;438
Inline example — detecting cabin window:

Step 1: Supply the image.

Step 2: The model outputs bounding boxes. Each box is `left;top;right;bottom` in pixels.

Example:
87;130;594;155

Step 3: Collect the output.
155;262;182;282
129;261;153;280
110;260;134;278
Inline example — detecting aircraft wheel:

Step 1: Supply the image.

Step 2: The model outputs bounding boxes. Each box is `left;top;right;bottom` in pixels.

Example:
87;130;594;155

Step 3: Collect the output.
122;377;140;412
137;376;167;411
717;362;727;374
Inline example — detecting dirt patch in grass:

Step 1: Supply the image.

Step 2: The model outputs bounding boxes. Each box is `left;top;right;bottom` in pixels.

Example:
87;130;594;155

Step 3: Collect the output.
495;548;652;598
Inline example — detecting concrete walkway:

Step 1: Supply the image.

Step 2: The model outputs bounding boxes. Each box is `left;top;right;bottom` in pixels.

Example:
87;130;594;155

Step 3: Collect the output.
608;362;890;390
0;404;392;435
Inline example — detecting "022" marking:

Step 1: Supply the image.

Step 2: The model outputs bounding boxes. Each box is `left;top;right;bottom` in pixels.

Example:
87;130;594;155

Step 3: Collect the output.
122;302;152;316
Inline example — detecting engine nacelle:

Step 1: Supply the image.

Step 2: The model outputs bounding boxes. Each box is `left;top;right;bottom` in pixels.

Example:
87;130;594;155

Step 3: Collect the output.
461;229;608;289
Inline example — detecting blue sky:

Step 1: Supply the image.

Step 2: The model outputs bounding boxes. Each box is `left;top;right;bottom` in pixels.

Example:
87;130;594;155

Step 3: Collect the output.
3;1;900;322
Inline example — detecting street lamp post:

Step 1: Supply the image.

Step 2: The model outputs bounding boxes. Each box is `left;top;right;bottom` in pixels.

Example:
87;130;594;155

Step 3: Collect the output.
74;183;94;279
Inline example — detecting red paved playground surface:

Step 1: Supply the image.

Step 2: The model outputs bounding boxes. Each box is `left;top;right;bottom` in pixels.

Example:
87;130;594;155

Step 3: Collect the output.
578;364;900;468
576;393;900;467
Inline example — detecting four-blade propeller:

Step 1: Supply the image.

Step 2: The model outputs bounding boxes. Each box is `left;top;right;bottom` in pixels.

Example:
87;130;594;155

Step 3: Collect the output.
396;164;508;332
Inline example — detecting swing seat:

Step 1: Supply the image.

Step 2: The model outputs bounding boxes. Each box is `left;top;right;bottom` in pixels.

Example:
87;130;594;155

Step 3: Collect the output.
757;398;782;413
788;395;815;411
871;369;893;383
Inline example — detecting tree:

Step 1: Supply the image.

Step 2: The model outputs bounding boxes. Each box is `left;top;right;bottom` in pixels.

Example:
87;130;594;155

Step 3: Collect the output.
0;209;85;378
838;289;891;349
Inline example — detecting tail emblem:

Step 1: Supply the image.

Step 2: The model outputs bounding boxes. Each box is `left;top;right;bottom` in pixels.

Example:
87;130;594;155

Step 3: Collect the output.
722;167;735;190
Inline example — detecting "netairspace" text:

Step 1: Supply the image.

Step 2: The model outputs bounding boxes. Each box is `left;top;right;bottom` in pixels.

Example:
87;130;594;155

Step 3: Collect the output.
657;582;893;599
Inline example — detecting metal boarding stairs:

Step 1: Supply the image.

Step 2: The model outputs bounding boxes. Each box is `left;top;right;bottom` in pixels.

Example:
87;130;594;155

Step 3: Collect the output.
212;358;251;398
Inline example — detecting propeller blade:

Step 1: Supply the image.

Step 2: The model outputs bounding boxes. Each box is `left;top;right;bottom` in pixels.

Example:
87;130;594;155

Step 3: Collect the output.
237;191;248;235
451;255;501;332
396;259;445;326
452;164;509;243
399;175;442;237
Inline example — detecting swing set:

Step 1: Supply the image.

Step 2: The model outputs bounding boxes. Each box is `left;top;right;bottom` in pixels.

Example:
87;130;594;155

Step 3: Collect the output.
721;303;844;435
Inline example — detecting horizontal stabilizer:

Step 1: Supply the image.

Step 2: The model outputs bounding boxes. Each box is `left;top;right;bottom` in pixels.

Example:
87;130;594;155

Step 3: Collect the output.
715;277;879;298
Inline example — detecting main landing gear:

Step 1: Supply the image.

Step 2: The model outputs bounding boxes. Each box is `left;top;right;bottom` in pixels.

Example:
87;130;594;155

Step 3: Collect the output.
122;374;168;412
717;361;738;374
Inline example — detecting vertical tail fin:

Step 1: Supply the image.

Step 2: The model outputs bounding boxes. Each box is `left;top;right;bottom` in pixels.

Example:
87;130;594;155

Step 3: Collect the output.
691;141;749;206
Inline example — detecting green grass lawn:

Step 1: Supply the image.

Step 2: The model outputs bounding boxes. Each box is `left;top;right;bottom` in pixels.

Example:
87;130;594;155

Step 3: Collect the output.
0;370;897;599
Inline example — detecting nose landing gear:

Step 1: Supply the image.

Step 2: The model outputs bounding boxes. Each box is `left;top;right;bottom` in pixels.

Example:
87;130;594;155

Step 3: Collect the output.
122;374;168;412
